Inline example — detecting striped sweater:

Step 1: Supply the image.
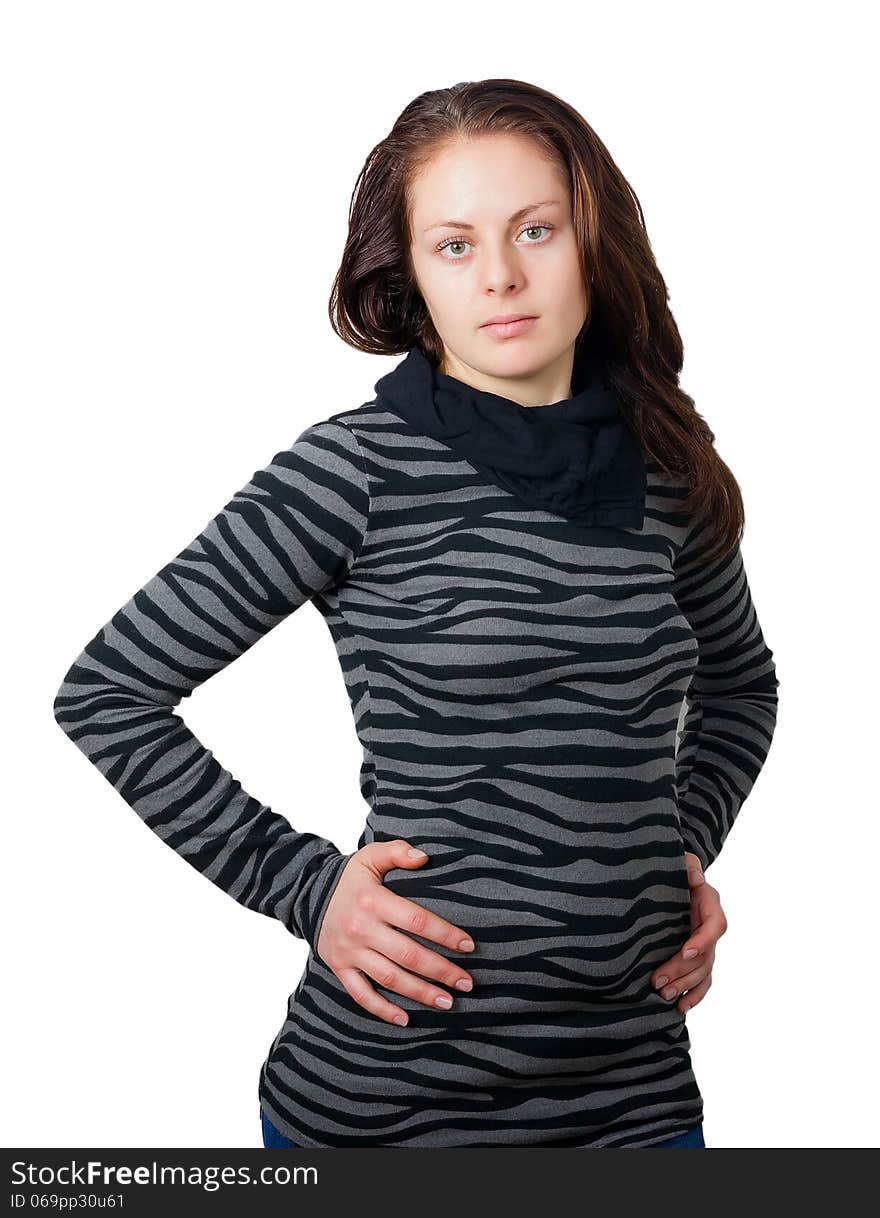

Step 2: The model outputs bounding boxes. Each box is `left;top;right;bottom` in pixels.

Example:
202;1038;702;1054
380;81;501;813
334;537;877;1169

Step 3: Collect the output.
53;397;779;1148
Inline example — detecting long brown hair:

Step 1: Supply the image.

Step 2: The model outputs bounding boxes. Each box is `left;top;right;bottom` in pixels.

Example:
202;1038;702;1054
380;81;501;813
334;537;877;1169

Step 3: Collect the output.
329;78;744;561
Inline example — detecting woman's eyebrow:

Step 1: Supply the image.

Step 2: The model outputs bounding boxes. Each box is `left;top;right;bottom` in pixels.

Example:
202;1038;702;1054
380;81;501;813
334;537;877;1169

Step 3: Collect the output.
423;199;561;233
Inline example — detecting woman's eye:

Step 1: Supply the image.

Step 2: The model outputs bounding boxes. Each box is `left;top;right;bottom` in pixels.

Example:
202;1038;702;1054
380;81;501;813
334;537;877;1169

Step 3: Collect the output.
436;223;553;260
518;224;553;244
437;238;473;260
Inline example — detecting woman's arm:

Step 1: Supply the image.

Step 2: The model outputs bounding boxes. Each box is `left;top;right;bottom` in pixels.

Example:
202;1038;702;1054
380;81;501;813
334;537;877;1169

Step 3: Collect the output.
672;512;780;872
53;418;370;954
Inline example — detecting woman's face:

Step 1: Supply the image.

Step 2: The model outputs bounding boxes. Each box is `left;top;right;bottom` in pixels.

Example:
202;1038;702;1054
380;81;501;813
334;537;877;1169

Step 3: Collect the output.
407;133;588;400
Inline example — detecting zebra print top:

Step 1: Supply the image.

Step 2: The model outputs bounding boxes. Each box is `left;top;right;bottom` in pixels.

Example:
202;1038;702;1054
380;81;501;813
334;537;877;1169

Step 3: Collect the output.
53;397;780;1149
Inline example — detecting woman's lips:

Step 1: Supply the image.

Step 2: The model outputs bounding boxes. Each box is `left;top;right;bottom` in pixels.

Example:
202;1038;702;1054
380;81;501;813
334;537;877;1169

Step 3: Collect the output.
479;316;538;339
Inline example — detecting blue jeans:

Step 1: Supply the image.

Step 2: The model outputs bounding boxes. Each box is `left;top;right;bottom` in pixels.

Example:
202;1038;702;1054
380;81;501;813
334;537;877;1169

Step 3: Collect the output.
261;1108;705;1149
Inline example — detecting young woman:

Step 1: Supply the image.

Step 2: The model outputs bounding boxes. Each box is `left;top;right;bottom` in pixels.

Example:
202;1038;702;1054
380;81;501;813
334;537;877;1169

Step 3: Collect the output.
54;78;779;1150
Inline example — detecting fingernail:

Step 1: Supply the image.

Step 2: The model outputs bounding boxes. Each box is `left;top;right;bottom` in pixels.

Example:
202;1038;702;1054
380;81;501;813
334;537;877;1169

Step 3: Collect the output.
407;848;427;858
683;948;698;959
435;995;453;1009
458;939;475;951
662;986;677;1000
393;1014;408;1025
455;978;473;991
655;975;669;988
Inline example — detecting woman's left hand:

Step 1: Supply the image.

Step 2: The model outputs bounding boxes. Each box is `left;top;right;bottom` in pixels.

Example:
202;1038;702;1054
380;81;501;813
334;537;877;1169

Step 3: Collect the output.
651;852;727;1015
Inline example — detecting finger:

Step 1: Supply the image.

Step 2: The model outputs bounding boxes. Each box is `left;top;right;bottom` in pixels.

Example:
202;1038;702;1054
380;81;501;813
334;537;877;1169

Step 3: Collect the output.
686;880;716;938
363;838;436;874
677;974;712;1014
358;947;465;1012
691;881;723;920
336;965;416;1027
681;905;727;959
378;887;477;954
651;943;716;989
683;852;706;887
656;960;713;1002
371;923;474;993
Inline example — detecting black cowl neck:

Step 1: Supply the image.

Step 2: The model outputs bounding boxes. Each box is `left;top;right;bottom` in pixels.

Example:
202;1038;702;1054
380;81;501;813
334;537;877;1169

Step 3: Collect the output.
373;345;647;528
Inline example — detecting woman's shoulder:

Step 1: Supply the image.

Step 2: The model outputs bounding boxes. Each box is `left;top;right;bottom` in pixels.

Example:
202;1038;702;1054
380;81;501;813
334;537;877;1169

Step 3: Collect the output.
295;397;397;448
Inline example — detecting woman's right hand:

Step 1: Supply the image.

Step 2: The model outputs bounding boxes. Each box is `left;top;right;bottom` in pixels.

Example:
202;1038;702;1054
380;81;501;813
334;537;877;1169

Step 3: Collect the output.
314;840;476;1026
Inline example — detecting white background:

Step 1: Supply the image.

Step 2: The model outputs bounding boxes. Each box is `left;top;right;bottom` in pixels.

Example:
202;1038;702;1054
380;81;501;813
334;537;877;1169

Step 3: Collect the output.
3;0;877;1149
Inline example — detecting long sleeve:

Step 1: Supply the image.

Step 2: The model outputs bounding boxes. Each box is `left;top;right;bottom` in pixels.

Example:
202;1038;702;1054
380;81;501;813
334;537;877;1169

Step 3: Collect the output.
52;418;370;954
671;511;780;871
